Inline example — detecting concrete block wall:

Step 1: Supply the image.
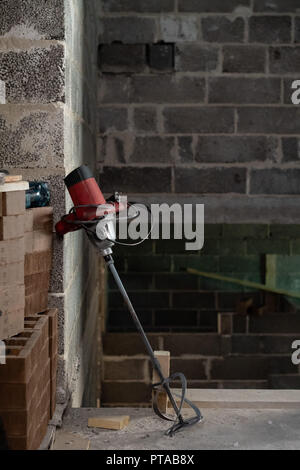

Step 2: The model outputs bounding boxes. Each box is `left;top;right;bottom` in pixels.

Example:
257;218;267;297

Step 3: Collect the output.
97;0;300;196
0;1;66;222
0;1;102;407
59;0;101;407
102;319;300;406
107;224;299;332
98;0;300;335
96;1;300;399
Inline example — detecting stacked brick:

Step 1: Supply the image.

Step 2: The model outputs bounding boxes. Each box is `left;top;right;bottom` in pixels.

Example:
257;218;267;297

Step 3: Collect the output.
0;312;57;450
0;189;26;340
0;192;53;340
24;207;53;316
35;309;58;419
0;195;56;448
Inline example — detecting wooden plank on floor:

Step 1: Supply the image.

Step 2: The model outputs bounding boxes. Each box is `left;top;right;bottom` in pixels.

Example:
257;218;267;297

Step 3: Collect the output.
88;416;130;430
168;389;300;410
52;431;90;450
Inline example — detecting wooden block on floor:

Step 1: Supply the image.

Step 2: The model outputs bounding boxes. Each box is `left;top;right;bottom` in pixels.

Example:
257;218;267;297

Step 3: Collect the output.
152;351;170;414
53;431;90;450
168;389;300;410
88;415;130;430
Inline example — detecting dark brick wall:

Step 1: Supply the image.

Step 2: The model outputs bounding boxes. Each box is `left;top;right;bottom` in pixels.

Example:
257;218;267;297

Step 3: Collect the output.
107;224;300;332
98;1;300;332
98;0;300;196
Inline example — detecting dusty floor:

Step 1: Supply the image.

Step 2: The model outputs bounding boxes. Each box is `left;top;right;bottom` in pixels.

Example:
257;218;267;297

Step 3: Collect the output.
59;407;300;450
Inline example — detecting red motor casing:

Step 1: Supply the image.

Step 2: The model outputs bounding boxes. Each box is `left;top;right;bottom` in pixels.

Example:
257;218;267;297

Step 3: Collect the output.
55;166;107;236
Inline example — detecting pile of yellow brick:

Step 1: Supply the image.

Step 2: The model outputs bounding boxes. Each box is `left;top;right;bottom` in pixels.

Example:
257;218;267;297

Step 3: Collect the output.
0;179;57;449
0;181;53;340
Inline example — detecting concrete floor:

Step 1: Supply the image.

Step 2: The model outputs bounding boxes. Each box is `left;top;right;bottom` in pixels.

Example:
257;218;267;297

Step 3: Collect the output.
59;406;300;450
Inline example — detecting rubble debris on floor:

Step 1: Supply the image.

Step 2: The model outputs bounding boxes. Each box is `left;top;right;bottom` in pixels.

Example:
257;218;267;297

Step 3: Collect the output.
52;431;90;451
57;407;300;451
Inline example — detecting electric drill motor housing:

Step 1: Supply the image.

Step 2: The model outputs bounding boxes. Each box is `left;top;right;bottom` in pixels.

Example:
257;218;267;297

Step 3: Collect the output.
55;165;124;254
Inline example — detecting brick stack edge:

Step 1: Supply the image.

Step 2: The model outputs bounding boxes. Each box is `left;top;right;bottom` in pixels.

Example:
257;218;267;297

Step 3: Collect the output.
24;207;53;316
0;198;53;340
35;309;58;420
0;201;57;449
0;310;58;450
0;190;26;340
